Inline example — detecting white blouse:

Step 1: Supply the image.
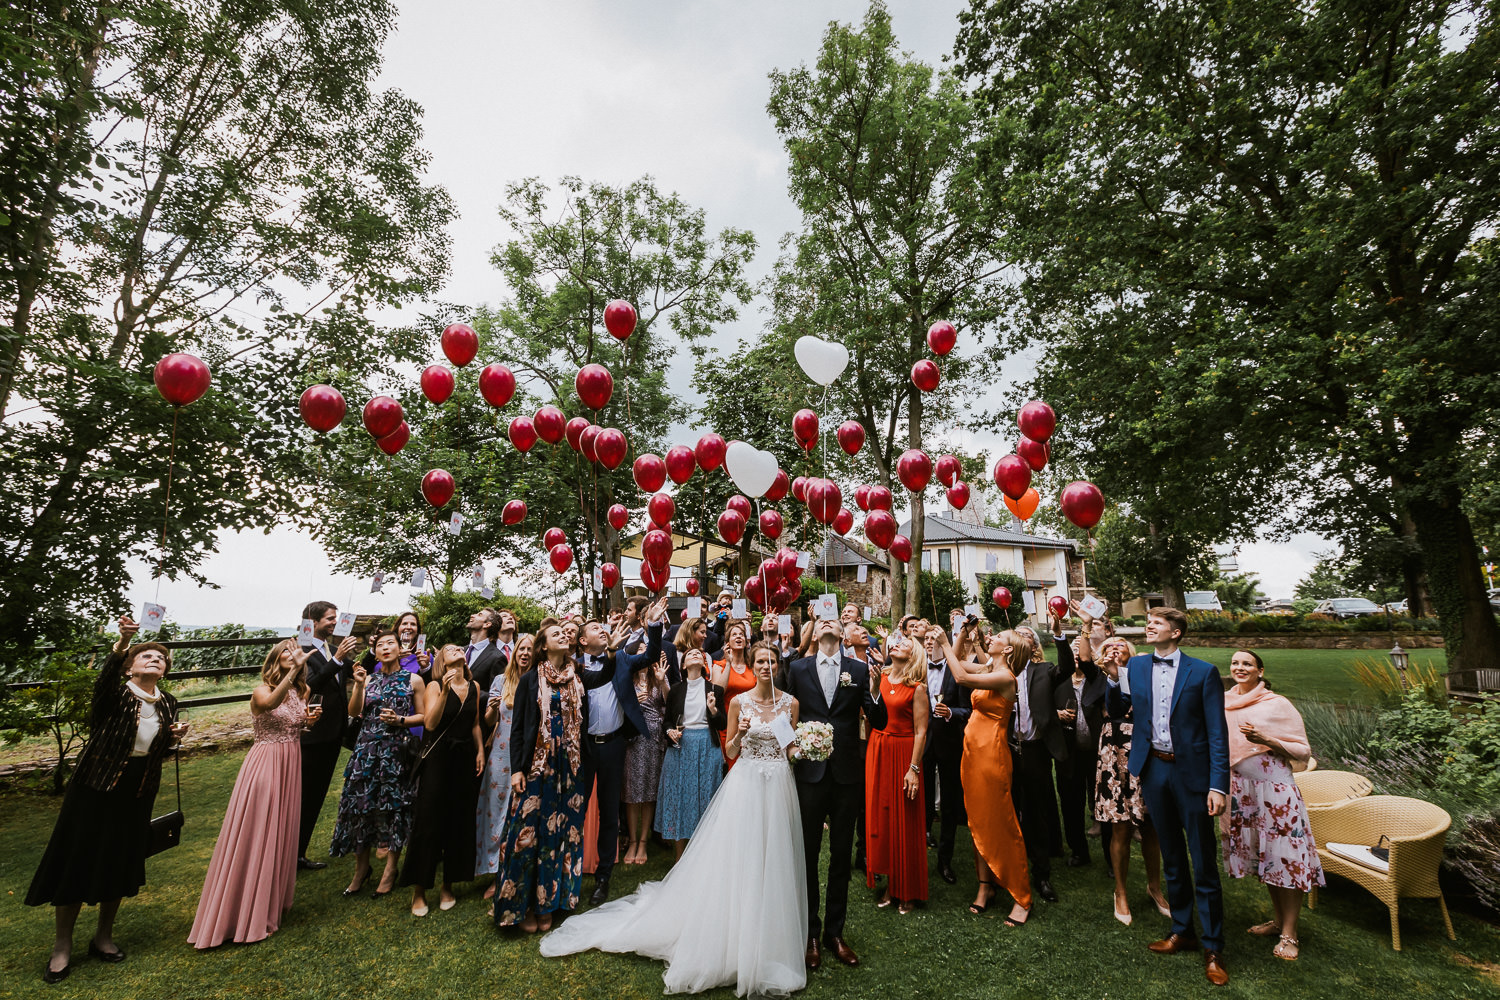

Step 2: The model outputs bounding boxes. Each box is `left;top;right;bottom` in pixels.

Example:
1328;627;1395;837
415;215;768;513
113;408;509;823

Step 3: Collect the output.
683;681;709;729
132;699;160;756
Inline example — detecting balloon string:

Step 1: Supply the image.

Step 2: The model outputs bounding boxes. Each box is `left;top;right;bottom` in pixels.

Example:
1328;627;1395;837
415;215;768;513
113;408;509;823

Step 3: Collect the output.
153;406;181;602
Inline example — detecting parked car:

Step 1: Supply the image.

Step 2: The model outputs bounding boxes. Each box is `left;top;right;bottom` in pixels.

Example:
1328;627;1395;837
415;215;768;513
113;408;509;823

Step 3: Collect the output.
1312;597;1384;619
1383;599;1409;615
1185;590;1223;612
1254;599;1297;615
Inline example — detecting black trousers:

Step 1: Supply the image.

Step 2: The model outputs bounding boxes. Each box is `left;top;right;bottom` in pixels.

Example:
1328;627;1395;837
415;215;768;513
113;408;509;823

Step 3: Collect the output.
797;772;860;940
923;745;964;866
578;732;626;882
1010;740;1060;881
1055;743;1098;861
298;739;343;859
853;738;867;866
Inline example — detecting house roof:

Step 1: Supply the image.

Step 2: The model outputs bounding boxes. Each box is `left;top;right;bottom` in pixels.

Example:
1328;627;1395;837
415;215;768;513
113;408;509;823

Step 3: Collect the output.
898;514;1079;552
820;533;890;570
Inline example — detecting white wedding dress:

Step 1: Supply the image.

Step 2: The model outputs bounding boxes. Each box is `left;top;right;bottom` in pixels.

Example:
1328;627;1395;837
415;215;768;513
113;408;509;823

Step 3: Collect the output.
540;692;808;997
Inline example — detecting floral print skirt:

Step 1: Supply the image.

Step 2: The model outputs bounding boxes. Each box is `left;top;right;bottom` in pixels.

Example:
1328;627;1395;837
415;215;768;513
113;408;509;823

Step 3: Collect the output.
1094;721;1147;825
1224;753;1326;891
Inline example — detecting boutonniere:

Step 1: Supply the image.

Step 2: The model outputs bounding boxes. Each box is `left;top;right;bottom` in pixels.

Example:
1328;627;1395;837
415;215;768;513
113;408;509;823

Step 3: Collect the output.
839;671;853;688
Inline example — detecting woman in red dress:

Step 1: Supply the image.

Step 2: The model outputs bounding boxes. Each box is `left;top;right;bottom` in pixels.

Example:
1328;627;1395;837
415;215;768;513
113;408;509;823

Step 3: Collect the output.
710;620;756;767
865;633;931;912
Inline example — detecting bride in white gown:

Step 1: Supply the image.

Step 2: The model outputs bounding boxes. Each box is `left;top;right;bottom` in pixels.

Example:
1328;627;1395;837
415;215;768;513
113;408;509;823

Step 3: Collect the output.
540;642;807;997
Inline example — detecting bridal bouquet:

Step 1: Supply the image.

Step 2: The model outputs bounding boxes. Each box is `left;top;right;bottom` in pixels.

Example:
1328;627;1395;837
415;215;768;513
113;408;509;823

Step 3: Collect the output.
790;721;834;762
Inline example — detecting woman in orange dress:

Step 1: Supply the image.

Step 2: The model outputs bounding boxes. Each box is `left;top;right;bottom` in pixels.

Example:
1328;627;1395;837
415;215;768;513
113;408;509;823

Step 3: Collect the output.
932;623;1033;927
709;620;756;766
865;635;930;912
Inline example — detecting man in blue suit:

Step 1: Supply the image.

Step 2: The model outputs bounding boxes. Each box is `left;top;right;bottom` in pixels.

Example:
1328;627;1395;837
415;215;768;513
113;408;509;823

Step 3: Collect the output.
1102;607;1230;986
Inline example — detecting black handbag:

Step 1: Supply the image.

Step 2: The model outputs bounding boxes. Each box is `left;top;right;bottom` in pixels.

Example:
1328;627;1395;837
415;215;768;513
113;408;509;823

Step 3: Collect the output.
341;714;362;751
146;750;184;857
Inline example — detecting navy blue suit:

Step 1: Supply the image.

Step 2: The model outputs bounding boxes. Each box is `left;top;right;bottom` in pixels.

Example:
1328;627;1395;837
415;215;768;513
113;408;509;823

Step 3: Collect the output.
1106;650;1230;951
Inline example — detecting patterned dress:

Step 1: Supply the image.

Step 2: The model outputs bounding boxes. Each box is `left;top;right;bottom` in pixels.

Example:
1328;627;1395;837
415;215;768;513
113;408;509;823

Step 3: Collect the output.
1224;753;1326;891
476;674;515;877
329;668;417;855
493;687;586;924
625;685;665;804
1095;718;1147;824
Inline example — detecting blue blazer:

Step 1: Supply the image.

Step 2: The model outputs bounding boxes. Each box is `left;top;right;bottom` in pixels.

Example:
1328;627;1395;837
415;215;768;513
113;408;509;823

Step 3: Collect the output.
583;622;663;739
1105;652;1230;796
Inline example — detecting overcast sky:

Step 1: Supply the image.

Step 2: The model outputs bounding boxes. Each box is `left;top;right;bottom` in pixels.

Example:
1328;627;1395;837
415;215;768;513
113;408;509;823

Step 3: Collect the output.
124;0;1321;629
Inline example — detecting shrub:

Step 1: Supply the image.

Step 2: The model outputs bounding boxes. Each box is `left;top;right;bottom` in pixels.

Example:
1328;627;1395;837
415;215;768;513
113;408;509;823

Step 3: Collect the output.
977;572;1027;629
1186;611;1237;633
411;589;551;646
1300;699;1380;765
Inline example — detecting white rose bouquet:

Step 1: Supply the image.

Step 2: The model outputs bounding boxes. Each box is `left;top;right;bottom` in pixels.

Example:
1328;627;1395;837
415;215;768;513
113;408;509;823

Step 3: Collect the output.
790;721;835;762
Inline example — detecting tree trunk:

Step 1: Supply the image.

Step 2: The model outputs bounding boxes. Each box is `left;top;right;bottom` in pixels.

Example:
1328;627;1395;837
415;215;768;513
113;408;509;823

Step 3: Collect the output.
1397;508;1434;617
1145;520;1185;610
1407;491;1500;674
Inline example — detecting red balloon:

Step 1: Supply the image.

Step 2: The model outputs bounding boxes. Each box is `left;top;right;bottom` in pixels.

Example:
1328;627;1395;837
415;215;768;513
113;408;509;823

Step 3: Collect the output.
543;527;567;550
867;485;894;511
479;364;516;407
665;445;696;485
792;476;809;503
299;384;346;433
580;424;601;463
993;454;1032;500
362;396;403;438
601;562;620;589
604;299;637;340
897;449;933;492
549;544;573;574
153;353;212;407
927;320;957;356
1017;435;1050;472
864;509;897;550
853;484;872;511
648;492;675;526
441;323;478;367
633;454;667;493
375;421;409;455
420;365;455;405
792;408;819;451
502;500;527;525
760;557;784;590
575;363;614;411
565;417;591;451
832;508;854;536
421;469;455;508
889;534;913;563
595;428;628;470
640;560;669;593
777;547;801;579
911;359;940;392
695;433;727;471
993;586;1012;609
807;479;843;525
607;504;628;530
765;468;790;503
685;577;700;596
744;574;765;609
642;529;673;569
726;495;752;521
946;481;971;510
508;416;539;453
837;421;865;456
1060;480;1105;530
1018;400;1057;442
717;509;746;545
1049;595;1070;619
935;453;962;488
759;509;784;540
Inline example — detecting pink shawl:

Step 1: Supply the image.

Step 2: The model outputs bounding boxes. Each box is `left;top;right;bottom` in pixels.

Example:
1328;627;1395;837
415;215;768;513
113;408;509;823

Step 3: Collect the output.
1224;682;1311;770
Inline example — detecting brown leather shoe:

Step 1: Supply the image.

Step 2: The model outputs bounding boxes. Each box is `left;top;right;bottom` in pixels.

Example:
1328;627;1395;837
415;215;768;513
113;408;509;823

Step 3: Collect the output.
824;935;860;966
804;937;821;970
1204;951;1229;986
1148;933;1201;955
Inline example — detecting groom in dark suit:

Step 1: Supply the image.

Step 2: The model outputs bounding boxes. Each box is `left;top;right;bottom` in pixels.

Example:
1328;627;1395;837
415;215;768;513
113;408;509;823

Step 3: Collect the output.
1102;607;1231;986
786;619;887;970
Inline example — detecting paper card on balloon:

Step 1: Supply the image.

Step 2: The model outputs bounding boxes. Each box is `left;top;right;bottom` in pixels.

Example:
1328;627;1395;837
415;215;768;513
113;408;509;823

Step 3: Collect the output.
732;599;747;619
370;572;384;594
687;597;702;618
482;586;494;600
770;712;797;750
410;567;427;588
1080;595;1108;620
815;594;838;621
448;512;464;536
863;607;871;621
593;568;603;588
951;611;965;634
796;552;811;570
985;553;998;572
416;633;427;654
470;566;484;590
1022;590;1037;614
297;619;316;646
333;611;356;637
778;614;793;635
965;604;983;619
139;602;165;634
857;564;868;583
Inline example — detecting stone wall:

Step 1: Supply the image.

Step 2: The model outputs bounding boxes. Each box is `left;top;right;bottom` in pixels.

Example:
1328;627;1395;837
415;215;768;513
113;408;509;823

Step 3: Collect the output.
1184;632;1445;650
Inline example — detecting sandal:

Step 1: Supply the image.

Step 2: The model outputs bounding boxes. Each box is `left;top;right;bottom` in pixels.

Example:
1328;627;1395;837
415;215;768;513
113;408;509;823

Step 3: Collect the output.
1004;905;1032;928
1274;935;1299;961
1248;920;1280;937
969;884;995;914
897;901;915;915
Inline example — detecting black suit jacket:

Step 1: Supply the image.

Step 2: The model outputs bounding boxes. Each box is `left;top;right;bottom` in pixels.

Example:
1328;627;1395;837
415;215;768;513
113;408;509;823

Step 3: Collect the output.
579;622;663;739
301;643;348;745
508;657;619;777
785;652;887;786
922;663;972;761
468;642;505;706
1013;637;1076;761
1053;650;1106;752
662;678;728;736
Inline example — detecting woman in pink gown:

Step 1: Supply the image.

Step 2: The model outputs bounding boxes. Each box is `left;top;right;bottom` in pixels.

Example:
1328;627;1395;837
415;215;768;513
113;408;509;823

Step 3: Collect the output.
188;640;318;948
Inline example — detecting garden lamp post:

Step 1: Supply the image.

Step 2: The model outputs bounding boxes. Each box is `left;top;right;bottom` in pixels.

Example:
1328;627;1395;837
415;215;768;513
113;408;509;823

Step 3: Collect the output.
1390;642;1410;690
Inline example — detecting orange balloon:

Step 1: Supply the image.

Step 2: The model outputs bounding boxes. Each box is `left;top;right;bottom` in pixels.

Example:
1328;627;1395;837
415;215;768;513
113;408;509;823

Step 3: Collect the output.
1004;487;1040;520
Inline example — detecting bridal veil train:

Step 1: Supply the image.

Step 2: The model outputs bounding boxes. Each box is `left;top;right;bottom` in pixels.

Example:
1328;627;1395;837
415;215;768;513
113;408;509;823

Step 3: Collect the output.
540;692;807;997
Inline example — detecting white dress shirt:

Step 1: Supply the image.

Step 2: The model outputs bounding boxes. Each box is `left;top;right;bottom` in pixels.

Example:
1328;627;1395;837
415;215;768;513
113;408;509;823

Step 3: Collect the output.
817;652;840;706
584;652;624;734
927;663;946;712
465;637;492;665
1012;665;1036;741
1150;649;1180;754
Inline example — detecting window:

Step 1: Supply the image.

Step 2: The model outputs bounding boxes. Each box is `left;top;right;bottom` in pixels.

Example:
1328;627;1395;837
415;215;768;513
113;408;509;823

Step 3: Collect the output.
880;579;886;596
938;549;952;574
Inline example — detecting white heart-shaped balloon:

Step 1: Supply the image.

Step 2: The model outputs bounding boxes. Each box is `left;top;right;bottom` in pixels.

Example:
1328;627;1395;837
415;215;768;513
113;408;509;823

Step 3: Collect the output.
794;335;850;386
724;440;780;499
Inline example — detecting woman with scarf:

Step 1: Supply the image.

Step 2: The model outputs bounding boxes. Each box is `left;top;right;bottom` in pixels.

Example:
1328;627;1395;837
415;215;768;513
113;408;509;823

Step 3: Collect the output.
493;623;617;932
1223;649;1324;961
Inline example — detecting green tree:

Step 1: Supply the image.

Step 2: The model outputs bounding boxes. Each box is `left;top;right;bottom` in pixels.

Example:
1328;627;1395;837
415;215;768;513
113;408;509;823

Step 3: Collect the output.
1295;550;1361;603
956;0;1500;673
916;570;973;625
767;2;1007;619
978;570;1028;629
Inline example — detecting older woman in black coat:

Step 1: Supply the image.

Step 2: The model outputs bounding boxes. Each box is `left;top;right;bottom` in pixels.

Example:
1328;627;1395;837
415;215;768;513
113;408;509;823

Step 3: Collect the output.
28;615;189;983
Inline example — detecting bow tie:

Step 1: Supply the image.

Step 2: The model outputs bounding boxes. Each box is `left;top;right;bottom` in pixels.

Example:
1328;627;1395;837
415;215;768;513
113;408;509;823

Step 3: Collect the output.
1153;655;1173;665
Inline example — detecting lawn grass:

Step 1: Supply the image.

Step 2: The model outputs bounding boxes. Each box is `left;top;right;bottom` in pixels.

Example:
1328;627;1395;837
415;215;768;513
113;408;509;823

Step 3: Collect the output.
1182;646;1449;707
1;746;1497;1000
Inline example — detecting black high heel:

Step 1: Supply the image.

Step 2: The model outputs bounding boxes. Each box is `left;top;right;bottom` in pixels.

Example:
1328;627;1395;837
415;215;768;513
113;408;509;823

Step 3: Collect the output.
341;870;371;898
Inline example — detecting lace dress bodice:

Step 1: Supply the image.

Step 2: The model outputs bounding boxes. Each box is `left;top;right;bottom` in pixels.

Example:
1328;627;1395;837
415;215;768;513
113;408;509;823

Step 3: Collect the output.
253;689;305;745
735;692;793;767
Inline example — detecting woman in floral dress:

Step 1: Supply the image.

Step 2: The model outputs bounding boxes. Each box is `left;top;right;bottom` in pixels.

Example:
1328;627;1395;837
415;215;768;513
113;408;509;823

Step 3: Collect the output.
479;634;533;900
1223;649;1324;961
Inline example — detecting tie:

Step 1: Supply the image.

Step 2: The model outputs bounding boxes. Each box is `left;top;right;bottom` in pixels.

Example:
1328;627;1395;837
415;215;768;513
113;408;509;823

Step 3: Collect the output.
466;645;475;664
